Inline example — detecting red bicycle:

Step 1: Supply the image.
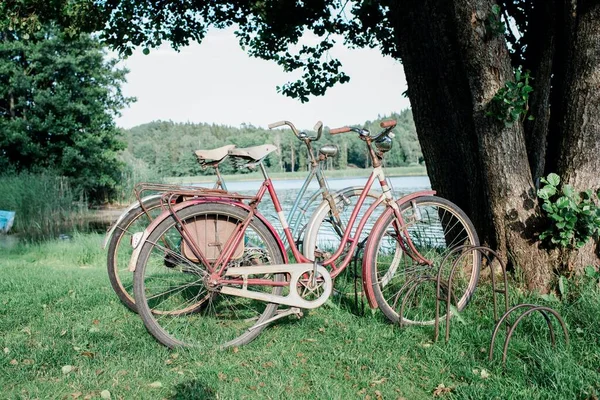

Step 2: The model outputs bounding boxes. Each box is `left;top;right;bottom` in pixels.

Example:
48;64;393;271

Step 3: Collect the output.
129;120;480;349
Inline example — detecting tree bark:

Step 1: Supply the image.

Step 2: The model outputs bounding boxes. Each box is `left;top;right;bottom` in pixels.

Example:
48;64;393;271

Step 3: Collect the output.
390;0;554;290
521;0;558;183
389;0;487;236
552;0;600;270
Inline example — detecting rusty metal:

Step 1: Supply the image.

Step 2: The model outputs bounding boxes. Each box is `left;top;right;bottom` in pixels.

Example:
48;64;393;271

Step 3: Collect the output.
434;245;509;343
489;304;569;366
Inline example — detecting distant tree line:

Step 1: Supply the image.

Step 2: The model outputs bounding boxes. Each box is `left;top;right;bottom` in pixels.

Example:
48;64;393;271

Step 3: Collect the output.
124;109;422;177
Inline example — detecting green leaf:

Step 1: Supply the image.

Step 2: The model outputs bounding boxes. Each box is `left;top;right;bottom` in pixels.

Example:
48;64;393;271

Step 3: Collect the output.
584;266;598;278
558;276;567;296
539;293;559;303
449;305;467;325
546;173;560;186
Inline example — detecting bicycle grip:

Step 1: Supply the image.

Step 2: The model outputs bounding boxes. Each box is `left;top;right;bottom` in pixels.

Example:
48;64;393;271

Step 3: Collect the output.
380;120;397;128
330;127;350;135
268;121;287;129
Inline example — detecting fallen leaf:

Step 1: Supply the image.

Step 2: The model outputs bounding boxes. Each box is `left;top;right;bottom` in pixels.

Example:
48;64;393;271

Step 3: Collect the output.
60;330;67;336
89;327;100;333
433;383;452;397
62;365;73;374
70;392;82;399
9;359;18;365
3;348;8;354
95;369;104;376
263;361;274;368
22;359;34;365
92;319;100;325
100;390;111;399
80;351;95;359
232;347;239;353
301;338;317;343
149;381;162;388
318;327;325;333
375;390;383;400
218;372;227;381
576;327;584;334
480;369;490;379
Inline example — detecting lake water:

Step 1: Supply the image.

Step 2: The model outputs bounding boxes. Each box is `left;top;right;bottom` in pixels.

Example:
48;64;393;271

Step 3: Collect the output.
205;175;432;248
0;175;431;248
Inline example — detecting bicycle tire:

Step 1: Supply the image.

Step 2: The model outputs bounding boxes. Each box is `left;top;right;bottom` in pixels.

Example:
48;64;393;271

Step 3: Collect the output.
133;202;286;349
366;196;480;325
106;196;163;312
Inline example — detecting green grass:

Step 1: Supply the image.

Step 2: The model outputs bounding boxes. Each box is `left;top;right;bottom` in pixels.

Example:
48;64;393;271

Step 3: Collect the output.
165;166;427;184
1;233;600;399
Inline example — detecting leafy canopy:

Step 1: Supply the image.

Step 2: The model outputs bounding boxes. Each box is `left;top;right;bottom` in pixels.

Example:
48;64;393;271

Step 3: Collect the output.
0;25;134;201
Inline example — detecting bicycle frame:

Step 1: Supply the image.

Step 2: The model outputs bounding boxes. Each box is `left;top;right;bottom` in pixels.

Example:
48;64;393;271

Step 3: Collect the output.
130;121;438;310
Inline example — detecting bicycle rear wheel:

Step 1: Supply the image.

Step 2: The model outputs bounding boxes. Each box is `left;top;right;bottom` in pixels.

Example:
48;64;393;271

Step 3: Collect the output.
107;196;163;312
366;196;479;325
133;202;286;349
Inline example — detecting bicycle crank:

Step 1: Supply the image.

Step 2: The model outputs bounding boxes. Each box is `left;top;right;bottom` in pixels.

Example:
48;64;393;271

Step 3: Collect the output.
220;263;332;309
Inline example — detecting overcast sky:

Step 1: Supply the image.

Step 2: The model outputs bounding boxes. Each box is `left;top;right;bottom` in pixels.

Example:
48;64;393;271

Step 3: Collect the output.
115;28;411;131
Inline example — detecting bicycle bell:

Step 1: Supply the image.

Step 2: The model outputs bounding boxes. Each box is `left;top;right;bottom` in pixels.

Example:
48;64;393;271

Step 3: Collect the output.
375;132;394;153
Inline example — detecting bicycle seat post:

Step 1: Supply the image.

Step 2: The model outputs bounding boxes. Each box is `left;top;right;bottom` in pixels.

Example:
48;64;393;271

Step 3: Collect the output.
259;161;270;181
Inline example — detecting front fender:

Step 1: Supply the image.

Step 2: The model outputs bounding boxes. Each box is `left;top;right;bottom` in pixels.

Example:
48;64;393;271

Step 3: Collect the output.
128;198;288;272
102;194;163;249
361;190;436;308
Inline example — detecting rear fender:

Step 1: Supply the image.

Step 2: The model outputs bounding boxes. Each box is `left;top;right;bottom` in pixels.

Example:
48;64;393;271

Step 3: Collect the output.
102;194;163;249
128;198;288;272
362;190;436;308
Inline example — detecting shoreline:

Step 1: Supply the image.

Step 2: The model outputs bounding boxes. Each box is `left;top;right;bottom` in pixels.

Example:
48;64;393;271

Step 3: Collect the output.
165;166;428;184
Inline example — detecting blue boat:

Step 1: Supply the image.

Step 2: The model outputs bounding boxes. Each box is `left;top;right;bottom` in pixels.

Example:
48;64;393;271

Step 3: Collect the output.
0;211;15;233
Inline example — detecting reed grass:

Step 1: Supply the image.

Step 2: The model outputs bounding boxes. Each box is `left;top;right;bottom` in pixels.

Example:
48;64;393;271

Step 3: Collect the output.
0;172;87;242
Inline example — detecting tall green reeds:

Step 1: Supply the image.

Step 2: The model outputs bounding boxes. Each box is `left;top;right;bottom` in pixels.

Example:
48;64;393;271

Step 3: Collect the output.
0;172;87;241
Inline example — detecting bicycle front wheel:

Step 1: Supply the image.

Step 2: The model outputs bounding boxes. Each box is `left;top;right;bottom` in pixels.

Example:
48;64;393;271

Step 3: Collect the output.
366;196;479;325
133;202;286;349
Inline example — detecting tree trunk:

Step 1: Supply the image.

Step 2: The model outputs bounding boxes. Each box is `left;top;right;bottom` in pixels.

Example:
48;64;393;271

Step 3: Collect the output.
521;0;558;183
390;0;554;290
552;0;600;271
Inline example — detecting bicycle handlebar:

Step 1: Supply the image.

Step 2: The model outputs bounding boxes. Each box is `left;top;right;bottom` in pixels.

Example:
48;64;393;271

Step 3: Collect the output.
329;119;397;138
380;120;397;129
330;126;351;135
268;119;322;141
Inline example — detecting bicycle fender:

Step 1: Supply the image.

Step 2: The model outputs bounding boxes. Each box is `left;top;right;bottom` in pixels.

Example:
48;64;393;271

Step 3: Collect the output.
127;198;288;272
361;190;436;308
102;194;163;249
302;186;382;262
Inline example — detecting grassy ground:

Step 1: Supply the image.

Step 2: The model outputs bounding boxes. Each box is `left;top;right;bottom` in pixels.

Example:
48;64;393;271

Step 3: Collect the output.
165;166;427;184
1;234;600;399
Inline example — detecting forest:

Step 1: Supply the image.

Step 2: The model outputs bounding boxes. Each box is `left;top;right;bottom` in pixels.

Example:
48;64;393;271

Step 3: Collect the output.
122;109;423;178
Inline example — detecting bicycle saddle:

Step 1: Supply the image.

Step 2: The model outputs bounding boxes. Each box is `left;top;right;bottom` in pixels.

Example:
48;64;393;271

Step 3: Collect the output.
195;144;236;162
319;144;338;158
228;144;278;162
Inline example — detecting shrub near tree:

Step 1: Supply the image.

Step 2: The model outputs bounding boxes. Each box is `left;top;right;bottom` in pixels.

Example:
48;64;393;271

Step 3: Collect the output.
0;26;133;202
